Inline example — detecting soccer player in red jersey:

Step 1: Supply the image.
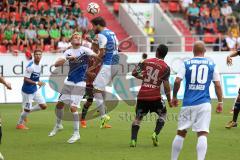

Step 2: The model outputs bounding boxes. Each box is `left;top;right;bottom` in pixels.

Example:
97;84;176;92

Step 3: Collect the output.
130;44;172;147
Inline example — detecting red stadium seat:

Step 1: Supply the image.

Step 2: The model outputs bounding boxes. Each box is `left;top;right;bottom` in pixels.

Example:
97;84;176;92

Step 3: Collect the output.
0;45;7;53
29;2;38;10
113;2;120;13
38;2;49;10
204;34;217;43
44;45;52;51
168;2;180;12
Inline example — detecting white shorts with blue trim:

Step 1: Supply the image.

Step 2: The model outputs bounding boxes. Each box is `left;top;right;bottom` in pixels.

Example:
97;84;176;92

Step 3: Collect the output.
22;90;45;110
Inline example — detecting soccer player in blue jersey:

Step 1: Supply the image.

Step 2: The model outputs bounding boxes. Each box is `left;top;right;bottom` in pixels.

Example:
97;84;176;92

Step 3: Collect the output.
16;50;47;130
225;49;240;128
171;41;223;160
90;17;119;128
48;33;98;144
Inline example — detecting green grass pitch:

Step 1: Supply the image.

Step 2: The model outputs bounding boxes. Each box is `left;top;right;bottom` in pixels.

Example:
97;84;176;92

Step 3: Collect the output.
0;99;239;160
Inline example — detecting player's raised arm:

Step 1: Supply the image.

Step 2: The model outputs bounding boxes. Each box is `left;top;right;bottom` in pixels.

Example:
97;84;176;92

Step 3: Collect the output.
132;61;145;80
227;49;240;66
0;76;12;90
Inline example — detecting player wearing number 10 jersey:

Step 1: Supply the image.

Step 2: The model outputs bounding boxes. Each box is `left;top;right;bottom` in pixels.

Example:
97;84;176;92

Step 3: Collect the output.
171;41;223;160
130;44;172;147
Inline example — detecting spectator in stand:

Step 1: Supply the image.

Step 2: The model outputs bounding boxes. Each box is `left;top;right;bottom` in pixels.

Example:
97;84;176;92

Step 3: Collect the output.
213;34;229;51
21;16;30;29
0;14;8;28
37;23;49;50
66;13;77;28
144;20;155;52
26;5;37;18
77;12;88;30
200;3;210;17
25;23;38;50
220;1;236;26
17;27;27;49
0;0;6;12
181;0;193;18
57;37;71;52
7;0;18;12
62;22;73;42
197;12;215;37
71;3;81;18
49;23;61;49
187;2;200;30
217;18;227;33
3;25;14;52
232;1;240;20
211;5;221;22
228;22;239;38
226;31;237;51
19;0;29;14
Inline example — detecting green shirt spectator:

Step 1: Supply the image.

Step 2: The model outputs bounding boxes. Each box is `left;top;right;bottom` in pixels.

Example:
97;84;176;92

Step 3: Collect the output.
9;20;19;27
50;25;61;39
0;18;7;25
46;8;56;17
38;29;48;37
26;6;36;15
72;7;81;17
62;23;72;39
18;31;25;40
4;29;14;41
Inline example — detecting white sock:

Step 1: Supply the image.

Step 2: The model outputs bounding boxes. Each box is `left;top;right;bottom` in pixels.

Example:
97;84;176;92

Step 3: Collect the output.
56;108;63;126
94;93;106;118
197;136;207;160
31;104;42;112
73;112;79;134
18;111;29;124
171;135;184;160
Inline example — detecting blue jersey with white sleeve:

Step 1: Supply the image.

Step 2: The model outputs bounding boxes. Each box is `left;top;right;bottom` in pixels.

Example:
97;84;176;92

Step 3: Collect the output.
177;57;220;106
98;28;118;65
22;61;41;94
63;46;95;84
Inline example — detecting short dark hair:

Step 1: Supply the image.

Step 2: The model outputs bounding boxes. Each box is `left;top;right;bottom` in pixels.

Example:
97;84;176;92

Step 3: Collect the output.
142;53;148;59
91;17;106;27
156;44;168;59
34;49;42;55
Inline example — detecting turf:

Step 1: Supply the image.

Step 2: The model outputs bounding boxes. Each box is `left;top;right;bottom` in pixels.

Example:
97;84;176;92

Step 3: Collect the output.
0;99;239;160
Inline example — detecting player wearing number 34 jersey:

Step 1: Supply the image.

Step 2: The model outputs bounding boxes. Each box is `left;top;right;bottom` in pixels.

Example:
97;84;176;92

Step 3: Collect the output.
130;44;172;147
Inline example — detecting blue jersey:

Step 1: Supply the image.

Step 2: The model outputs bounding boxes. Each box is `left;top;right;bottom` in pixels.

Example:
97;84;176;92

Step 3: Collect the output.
98;29;118;65
177;57;219;106
63;46;94;84
22;61;41;94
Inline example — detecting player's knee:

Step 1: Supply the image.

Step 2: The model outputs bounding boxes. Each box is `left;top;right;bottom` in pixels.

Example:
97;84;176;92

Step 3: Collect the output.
56;102;64;109
70;106;78;113
39;104;47;110
177;130;187;138
197;131;208;137
24;109;30;112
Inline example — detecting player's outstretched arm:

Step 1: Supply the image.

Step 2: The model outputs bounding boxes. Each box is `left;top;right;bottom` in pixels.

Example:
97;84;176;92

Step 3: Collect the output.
227;49;240;66
0;76;12;90
163;80;172;108
54;58;66;67
172;77;182;107
24;77;45;87
132;62;145;80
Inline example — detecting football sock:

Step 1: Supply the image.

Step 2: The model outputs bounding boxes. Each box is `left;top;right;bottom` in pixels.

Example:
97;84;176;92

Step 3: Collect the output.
73;112;79;134
131;124;140;141
0;125;2;144
95;93;106;117
18;111;29;124
56;108;63;126
171;135;184;160
31;104;42;112
81;104;89;120
154;118;165;135
197;136;207;160
233;102;240;122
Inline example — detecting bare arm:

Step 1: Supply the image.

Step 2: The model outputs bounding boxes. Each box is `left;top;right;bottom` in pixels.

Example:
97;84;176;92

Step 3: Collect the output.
24;77;45;87
132;61;145;80
227;50;240;66
0;76;11;90
163;80;172;107
172;77;182;107
54;58;66;67
213;81;223;103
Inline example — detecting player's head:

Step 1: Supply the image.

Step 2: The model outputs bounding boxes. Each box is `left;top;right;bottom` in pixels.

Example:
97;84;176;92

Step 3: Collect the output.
156;44;168;59
91;16;106;34
142;53;148;60
71;32;82;47
193;41;206;56
33;49;42;63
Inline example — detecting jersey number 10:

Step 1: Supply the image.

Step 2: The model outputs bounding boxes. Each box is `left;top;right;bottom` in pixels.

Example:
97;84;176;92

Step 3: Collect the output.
189;64;209;84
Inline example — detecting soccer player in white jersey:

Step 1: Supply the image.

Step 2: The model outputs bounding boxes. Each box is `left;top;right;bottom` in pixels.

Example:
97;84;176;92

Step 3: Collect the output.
16;50;47;130
90;17;119;128
48;33;98;144
171;41;223;160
